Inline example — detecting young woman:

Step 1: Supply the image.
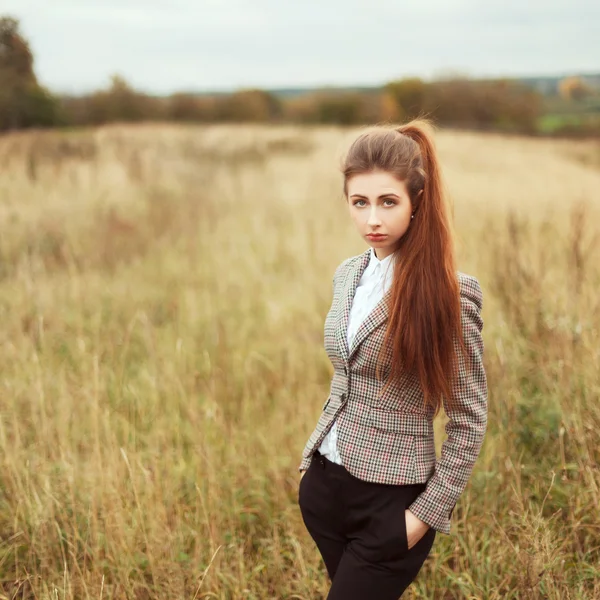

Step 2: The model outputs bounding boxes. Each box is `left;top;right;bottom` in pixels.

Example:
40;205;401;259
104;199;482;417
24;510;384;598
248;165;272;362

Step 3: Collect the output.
297;119;488;599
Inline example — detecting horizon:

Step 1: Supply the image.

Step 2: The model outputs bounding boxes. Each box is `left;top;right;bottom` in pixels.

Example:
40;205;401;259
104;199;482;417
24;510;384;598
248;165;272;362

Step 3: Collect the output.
155;70;600;97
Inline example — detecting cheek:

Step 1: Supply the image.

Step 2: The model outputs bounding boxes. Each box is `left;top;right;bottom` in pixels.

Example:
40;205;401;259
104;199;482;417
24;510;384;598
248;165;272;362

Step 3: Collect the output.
349;208;366;225
391;211;411;230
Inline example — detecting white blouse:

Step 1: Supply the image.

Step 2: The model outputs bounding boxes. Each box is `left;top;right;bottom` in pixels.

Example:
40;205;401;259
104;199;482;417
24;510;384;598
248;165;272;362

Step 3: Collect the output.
318;246;396;464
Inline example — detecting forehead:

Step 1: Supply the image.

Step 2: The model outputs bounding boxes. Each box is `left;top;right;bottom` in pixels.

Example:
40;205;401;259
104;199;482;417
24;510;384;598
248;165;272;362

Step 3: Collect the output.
347;170;408;196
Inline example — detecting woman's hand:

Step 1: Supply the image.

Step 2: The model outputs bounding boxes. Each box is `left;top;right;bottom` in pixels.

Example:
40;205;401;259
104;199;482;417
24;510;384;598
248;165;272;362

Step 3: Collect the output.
405;509;430;550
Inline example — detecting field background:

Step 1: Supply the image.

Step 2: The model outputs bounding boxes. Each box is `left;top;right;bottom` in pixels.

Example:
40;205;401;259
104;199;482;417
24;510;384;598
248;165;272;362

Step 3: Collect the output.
0;124;599;599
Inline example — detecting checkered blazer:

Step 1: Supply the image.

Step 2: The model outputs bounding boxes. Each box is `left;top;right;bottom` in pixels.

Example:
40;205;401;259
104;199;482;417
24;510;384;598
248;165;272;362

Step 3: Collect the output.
298;248;488;535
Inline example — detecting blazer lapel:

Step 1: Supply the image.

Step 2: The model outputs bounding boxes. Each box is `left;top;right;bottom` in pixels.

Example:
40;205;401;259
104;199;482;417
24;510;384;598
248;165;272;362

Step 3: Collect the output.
348;287;391;360
336;248;391;363
336;249;369;362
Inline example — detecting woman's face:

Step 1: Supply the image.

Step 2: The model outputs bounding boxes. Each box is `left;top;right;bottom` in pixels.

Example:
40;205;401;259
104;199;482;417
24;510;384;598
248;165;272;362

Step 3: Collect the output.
346;170;413;260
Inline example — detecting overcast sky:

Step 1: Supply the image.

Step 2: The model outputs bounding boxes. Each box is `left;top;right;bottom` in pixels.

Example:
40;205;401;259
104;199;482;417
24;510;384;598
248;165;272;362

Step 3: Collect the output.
4;0;599;95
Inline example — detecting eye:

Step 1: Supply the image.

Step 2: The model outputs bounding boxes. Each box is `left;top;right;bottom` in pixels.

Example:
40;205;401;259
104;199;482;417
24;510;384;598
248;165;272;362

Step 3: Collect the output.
353;199;367;207
383;199;396;206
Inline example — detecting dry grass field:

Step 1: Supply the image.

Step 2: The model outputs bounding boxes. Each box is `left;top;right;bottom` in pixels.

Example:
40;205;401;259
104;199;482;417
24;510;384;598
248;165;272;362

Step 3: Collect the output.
0;123;599;599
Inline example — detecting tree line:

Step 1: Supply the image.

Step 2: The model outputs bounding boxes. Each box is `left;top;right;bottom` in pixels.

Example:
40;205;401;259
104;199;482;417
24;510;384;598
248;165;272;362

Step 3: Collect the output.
1;16;598;136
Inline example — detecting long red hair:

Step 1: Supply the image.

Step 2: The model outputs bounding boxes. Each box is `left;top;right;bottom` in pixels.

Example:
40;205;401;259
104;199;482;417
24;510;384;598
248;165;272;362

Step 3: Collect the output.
341;118;468;416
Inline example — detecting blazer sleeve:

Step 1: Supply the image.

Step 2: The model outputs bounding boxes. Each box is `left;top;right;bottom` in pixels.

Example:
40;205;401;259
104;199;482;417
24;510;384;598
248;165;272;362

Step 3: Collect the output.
406;274;488;535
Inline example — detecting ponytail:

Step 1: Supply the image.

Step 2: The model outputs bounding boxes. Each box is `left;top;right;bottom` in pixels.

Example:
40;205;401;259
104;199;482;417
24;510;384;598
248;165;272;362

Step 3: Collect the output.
395;122;443;222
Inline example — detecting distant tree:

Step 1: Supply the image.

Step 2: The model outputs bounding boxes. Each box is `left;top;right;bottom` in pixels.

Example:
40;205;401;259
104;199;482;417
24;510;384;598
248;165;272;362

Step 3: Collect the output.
168;93;218;121
385;78;431;120
103;74;150;121
378;91;403;123
218;89;282;122
282;89;401;125
0;16;61;130
430;78;542;132
0;16;35;80
558;76;593;101
62;74;162;125
315;93;364;125
281;94;321;123
0;16;35;129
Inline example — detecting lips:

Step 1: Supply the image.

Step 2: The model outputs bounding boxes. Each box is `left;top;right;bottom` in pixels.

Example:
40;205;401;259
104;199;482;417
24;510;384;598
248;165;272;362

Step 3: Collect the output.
366;234;387;239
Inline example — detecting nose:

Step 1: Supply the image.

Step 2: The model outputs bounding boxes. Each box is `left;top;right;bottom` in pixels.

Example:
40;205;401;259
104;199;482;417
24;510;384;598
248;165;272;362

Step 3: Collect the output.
367;205;382;227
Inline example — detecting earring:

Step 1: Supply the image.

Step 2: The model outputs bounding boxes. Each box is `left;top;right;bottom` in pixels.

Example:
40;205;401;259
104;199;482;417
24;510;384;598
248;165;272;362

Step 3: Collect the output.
411;214;415;220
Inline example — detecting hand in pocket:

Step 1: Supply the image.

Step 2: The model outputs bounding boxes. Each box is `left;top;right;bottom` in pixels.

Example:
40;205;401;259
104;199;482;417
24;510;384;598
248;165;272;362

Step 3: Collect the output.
405;509;430;550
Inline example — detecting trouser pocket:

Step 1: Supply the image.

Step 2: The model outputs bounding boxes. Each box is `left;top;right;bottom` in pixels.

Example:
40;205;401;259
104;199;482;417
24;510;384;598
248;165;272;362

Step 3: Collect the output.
342;477;427;563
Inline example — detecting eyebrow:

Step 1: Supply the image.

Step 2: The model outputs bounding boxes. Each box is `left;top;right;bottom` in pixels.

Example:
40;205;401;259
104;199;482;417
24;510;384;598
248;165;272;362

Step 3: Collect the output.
349;193;400;199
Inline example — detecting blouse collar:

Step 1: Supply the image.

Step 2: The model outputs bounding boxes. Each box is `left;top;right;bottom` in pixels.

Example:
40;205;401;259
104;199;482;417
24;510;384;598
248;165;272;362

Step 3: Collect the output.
365;246;396;275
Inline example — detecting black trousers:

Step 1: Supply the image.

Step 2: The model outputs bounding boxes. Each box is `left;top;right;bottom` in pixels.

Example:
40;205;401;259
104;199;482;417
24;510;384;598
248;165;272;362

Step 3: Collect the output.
298;450;436;599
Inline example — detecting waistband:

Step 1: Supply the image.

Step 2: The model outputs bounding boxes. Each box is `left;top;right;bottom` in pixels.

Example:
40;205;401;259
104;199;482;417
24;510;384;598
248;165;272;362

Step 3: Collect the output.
313;449;342;470
311;449;427;491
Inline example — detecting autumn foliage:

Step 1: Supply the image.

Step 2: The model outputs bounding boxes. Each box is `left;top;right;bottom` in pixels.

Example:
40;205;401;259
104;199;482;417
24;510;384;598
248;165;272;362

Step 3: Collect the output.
1;15;598;136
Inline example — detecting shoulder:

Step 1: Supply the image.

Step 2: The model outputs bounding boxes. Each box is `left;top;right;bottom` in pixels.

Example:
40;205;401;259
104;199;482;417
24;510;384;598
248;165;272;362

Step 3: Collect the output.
457;271;483;311
334;252;364;281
